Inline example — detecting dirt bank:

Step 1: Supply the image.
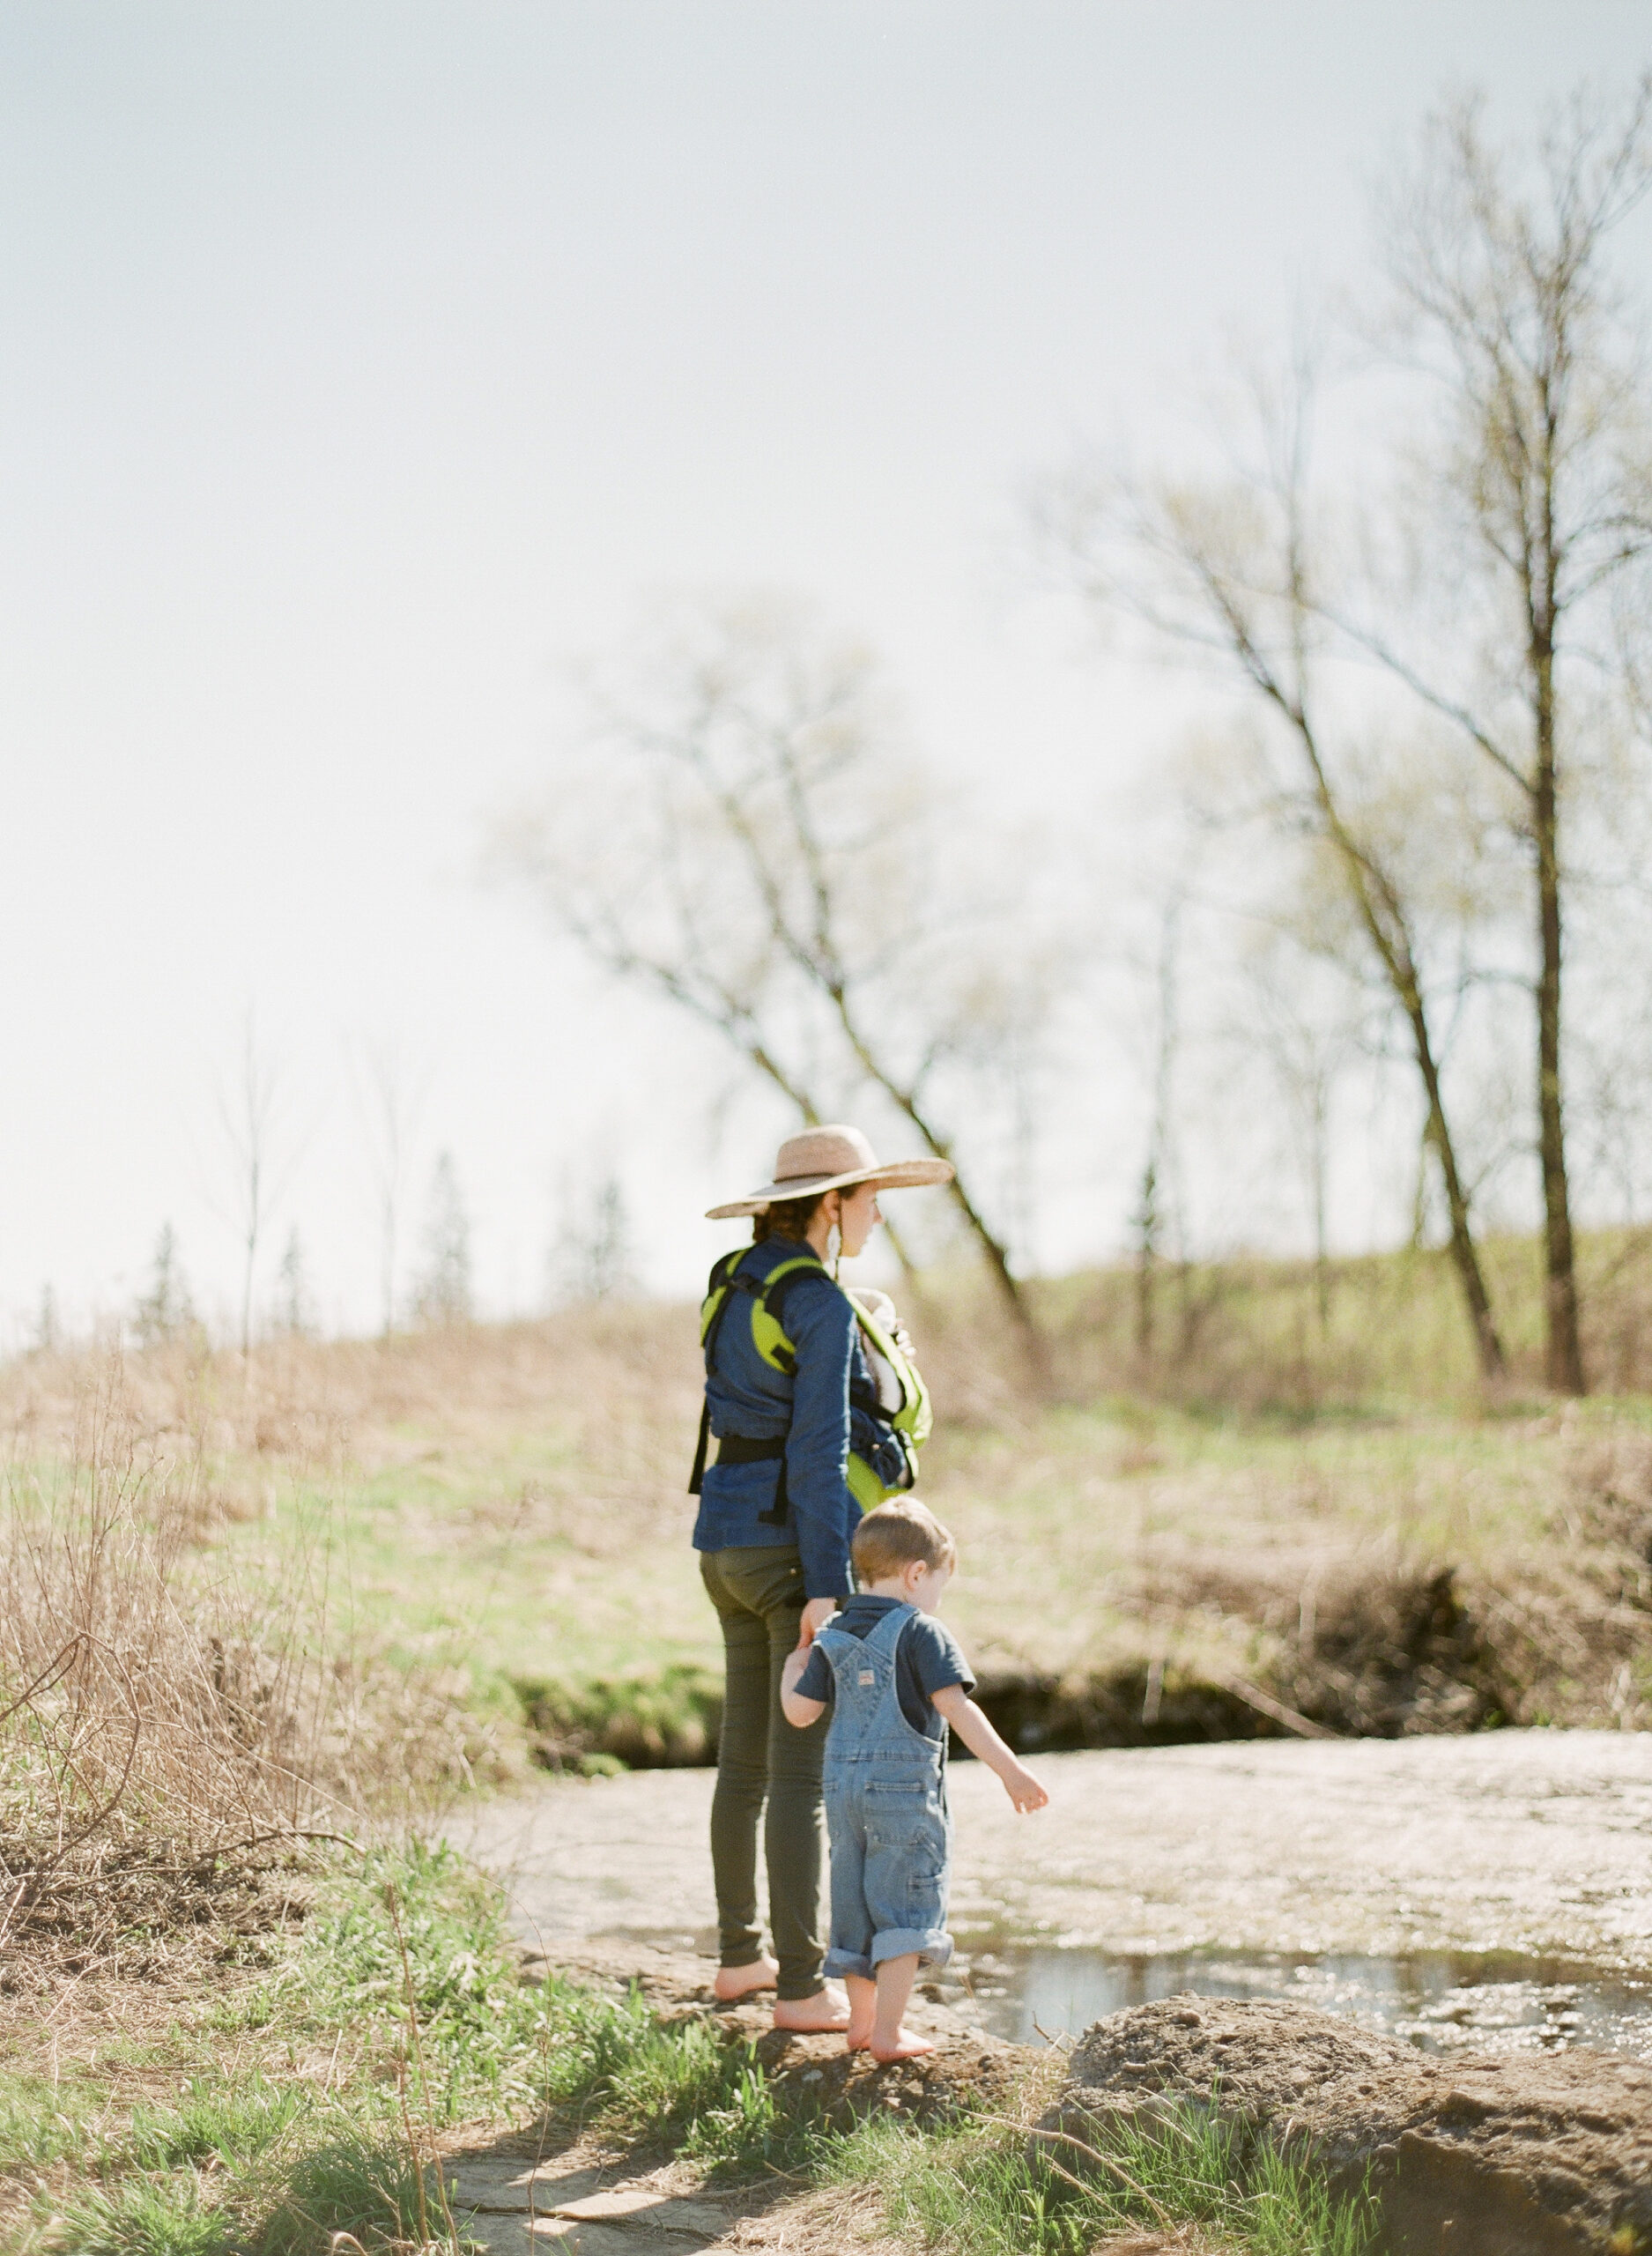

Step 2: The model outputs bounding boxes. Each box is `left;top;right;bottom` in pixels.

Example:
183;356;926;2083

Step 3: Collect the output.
1050;1996;1652;2254
446;1943;1036;2256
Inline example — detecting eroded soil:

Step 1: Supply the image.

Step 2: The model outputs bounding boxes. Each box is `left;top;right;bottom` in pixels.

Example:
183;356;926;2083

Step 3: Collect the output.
1056;1996;1652;2253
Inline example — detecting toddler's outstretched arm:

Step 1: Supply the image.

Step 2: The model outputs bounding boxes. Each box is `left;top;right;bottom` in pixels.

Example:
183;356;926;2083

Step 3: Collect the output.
931;1685;1048;1812
780;1645;826;1729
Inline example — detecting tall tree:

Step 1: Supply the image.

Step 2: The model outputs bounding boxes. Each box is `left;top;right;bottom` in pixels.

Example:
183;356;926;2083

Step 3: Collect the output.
216;1013;292;1358
1041;367;1509;1380
131;1223;197;1348
352;1039;426;1339
1320;84;1652;1392
414;1150;474;1326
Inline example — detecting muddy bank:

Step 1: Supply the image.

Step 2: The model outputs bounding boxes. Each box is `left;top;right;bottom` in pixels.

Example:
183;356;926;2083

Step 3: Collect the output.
1050;1995;1652;2254
510;1561;1533;1773
537;1940;1033;2131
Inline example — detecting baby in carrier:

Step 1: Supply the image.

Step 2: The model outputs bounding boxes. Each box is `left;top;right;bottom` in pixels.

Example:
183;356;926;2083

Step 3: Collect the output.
781;1501;1048;2059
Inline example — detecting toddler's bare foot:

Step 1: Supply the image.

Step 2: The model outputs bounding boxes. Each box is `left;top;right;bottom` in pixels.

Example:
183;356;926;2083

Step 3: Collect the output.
845;2021;876;2052
772;1985;852;2033
870;2028;936;2062
713;1957;778;2002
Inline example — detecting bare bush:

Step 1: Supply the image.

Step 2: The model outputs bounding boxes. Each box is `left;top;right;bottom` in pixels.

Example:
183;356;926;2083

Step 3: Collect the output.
0;1354;491;1981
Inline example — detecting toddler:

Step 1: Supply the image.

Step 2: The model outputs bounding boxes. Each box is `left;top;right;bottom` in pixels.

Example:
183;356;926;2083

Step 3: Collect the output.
781;1500;1048;2059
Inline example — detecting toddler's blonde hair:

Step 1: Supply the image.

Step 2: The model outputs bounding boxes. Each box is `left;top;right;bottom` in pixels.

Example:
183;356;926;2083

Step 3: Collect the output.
851;1500;956;1584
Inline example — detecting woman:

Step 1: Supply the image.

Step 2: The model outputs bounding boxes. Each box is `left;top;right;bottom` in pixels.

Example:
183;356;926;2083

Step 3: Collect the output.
692;1124;952;2030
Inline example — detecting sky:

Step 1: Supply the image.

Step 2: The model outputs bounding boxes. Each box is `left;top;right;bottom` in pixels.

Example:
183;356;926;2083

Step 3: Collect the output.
3;2;1648;1340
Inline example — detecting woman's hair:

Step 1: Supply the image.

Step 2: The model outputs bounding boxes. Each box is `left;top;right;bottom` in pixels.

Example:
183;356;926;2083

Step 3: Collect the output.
752;1192;826;1243
851;1502;956;1583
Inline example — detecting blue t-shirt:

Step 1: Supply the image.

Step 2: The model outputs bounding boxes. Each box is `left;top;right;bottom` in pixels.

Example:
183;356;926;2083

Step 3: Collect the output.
794;1594;975;1741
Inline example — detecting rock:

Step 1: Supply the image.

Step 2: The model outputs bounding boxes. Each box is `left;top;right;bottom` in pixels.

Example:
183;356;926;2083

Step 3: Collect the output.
553;2188;728;2234
1045;1995;1652;2256
449;2161;611;2215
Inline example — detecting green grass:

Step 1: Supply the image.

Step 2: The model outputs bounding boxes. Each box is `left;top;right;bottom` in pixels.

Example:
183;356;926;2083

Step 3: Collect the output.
9;1843;799;2255
831;2104;1377;2256
17;1227;1652;1800
4;1844;1382;2256
136;1231;1652;1769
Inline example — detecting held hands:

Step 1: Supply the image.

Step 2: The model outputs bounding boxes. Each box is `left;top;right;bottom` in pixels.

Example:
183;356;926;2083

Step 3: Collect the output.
779;1642;826;1730
796;1596;838;1650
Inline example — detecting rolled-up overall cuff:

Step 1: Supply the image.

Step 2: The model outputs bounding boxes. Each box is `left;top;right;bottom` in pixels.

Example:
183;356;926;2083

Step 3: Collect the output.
821;1935;956;1978
872;1926;953;1970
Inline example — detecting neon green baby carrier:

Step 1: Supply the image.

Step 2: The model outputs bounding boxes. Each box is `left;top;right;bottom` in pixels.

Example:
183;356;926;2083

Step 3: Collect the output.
688;1249;931;1518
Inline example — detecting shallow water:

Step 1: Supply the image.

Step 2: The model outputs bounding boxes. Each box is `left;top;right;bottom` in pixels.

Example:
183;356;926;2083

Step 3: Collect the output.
956;1944;1652;2061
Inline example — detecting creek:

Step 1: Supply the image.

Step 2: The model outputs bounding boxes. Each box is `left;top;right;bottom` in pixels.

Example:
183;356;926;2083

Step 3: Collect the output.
955;1943;1652;2060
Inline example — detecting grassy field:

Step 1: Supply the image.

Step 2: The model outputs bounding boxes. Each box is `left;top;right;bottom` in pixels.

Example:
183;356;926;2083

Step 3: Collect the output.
5;1232;1652;1777
3;1236;1648;2252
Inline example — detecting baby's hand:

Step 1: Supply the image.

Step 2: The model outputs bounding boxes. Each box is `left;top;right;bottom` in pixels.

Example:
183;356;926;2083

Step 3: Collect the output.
1002;1761;1048;1814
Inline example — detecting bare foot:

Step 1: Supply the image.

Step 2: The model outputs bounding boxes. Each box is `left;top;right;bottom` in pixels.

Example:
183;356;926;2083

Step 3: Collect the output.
870;2029;936;2062
713;1957;778;2001
844;1973;876;2051
772;1986;852;2033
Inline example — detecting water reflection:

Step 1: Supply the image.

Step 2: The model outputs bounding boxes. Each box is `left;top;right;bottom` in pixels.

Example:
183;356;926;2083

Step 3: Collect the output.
953;1947;1652;2060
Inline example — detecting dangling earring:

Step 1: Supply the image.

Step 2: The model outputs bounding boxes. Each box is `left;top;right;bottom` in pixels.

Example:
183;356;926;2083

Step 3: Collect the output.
826;1222;841;1279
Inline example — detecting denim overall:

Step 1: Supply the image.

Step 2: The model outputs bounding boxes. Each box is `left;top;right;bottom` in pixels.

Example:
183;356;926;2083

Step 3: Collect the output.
815;1604;953;1981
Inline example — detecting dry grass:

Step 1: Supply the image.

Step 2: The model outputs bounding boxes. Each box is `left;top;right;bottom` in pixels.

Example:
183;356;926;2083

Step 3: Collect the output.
3;1240;1651;1824
0;1346;515;2037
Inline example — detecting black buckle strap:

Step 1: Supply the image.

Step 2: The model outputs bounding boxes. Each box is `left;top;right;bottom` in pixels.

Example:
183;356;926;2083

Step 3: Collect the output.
714;1435;785;1466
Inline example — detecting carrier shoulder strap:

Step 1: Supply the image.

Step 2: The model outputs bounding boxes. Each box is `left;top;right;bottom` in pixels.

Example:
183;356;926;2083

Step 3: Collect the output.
688;1250;749;1496
687;1246;838;1499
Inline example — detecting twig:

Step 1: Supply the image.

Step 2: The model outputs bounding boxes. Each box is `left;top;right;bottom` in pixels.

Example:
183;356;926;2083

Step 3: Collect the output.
0;1636;86;1731
0;1634;145;1955
1223;1677;1341;1740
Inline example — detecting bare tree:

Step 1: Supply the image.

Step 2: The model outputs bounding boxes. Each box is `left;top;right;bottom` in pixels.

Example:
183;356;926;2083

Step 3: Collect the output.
1040;369;1510;1380
496;597;1048;1341
413;1150;473;1326
352;1039;426;1339
131;1223;197;1348
548;1166;636;1307
274;1225;317;1339
1130;883;1187;1370
1310;84;1652;1392
1239;931;1363;1336
216;1013;295;1358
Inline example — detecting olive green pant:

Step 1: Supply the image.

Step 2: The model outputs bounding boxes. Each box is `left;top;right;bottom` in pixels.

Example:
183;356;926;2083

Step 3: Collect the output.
700;1545;829;2001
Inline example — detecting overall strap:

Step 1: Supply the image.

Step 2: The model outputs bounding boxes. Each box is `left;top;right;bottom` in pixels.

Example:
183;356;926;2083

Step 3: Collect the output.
811;1620;856;1672
863;1602;916;1664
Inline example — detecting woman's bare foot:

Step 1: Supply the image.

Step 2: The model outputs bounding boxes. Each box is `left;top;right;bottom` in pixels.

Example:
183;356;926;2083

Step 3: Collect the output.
772;1985;852;2033
870;2029;936;2062
713;1957;778;2001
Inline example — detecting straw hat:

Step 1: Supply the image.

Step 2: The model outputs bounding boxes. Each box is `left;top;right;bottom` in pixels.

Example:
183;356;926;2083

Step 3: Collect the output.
706;1124;954;1220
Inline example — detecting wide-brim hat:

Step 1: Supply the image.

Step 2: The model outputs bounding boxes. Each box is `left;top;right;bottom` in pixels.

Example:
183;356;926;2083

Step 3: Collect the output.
706;1124;954;1220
